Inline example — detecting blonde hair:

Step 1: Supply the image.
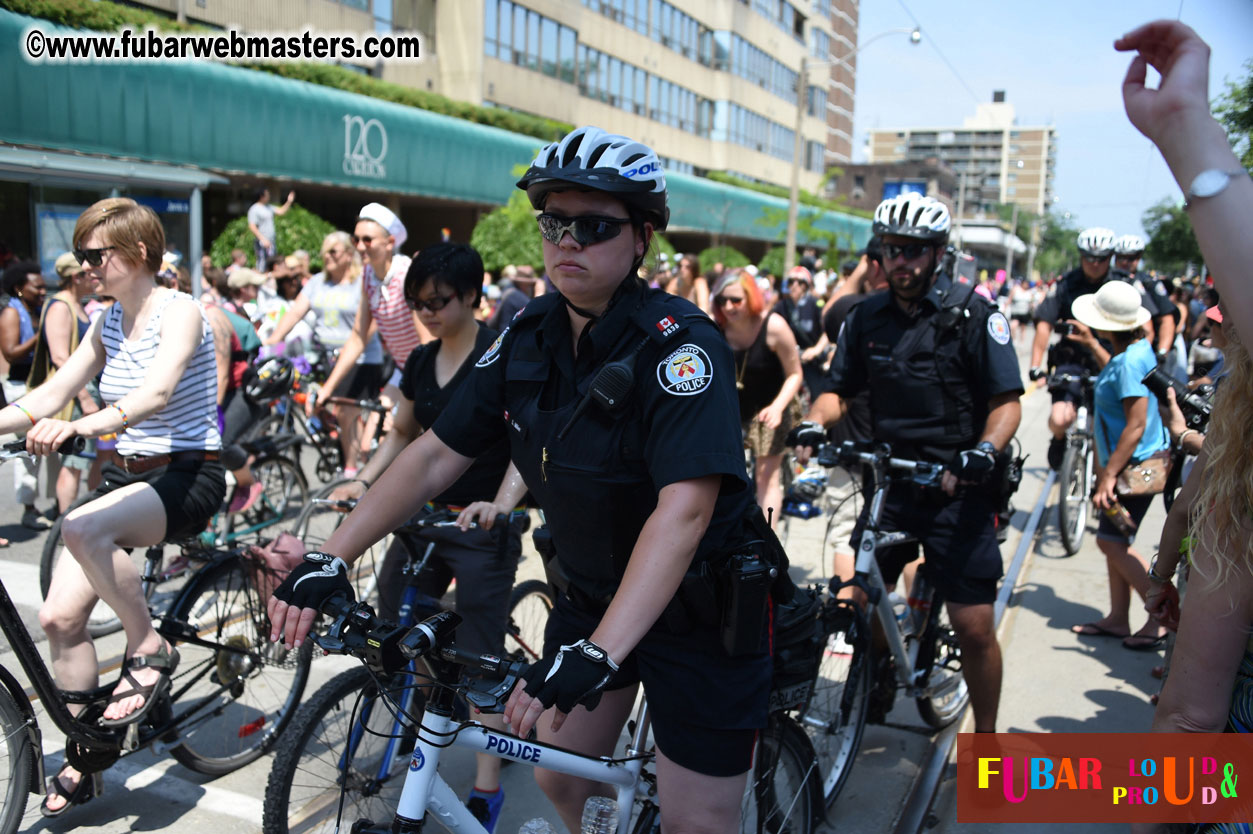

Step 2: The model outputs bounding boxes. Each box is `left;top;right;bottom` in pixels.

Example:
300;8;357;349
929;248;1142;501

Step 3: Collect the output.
1187;325;1253;591
73;198;164;274
320;231;362;282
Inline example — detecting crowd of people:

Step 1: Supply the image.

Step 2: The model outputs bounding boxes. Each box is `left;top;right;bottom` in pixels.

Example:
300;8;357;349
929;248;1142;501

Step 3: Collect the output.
0;16;1246;833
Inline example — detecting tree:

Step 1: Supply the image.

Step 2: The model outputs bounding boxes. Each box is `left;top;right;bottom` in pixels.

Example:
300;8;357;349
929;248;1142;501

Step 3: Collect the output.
757;246;794;280
698;246;751;273
470;191;544;275
209;205;335;271
1214;59;1253;170
1141;199;1203;276
1032;210;1081;279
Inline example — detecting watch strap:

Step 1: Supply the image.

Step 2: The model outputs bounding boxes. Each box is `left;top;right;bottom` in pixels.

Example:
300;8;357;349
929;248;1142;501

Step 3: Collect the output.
1185;168;1249;209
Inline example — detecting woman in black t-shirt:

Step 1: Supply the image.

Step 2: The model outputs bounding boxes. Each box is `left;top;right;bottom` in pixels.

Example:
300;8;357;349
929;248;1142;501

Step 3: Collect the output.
325;242;526;830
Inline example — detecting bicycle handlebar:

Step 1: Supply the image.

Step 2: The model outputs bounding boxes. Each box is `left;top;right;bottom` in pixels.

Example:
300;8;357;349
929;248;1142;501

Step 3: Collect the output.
1;436;86;457
816;440;945;487
324;395;391;414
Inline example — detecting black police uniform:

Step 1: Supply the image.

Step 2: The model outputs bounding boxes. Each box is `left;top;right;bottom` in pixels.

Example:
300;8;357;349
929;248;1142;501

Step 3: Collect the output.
431;277;771;777
1034;267;1175;402
824;273;1024;604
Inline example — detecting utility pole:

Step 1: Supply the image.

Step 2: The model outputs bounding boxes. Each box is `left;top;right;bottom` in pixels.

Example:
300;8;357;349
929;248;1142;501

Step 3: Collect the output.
1025;216;1039;282
784;56;808;276
954;171;966;248
1005;202;1019;277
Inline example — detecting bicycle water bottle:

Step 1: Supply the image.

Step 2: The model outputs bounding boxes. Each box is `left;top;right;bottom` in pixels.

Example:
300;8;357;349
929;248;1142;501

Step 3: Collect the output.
907;574;933;636
518;820;559;834
581;796;618;833
888;591;911;636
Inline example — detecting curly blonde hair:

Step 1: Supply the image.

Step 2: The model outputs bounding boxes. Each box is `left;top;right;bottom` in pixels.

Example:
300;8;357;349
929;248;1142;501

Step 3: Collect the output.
1187;324;1253;589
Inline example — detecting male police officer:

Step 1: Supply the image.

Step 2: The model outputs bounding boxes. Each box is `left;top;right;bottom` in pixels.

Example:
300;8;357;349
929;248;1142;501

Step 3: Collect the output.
793;193;1022;733
1030;227;1176;468
1114;233;1183;379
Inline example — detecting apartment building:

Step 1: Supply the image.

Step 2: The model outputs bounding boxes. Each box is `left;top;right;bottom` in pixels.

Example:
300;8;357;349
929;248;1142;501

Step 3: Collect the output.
134;0;858;194
867;91;1057;219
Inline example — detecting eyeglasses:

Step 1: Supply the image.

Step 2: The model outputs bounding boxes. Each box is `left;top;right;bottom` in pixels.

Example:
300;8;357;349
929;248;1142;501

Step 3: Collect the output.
714;295;746;307
73;246;117;267
352;235;376;246
406;293;457;312
536;213;631;247
1081;253;1109;263
881;242;931;261
323;247;347;259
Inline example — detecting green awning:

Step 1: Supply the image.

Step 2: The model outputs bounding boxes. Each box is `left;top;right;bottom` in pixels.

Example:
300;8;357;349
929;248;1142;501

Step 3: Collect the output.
0;8;869;247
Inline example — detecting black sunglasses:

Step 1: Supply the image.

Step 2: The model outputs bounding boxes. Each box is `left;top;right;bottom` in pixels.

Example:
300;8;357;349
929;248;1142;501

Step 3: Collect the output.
406;293;457;312
881;242;932;261
714;294;745;307
74;246;117;267
1081;253;1109;263
352;234;377;246
537;213;632;247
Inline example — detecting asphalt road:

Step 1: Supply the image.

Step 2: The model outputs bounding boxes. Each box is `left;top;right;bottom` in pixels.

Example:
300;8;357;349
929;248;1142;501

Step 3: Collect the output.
0;331;1164;832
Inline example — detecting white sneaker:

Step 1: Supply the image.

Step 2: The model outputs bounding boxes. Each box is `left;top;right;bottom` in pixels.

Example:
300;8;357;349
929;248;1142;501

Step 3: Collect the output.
825;633;854;656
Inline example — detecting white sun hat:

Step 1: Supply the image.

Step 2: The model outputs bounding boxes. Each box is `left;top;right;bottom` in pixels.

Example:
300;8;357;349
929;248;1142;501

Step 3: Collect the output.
1071;280;1151;332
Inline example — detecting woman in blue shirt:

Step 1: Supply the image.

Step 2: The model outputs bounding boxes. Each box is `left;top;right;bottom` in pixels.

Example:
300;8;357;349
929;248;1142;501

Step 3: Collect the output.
1069;280;1171;650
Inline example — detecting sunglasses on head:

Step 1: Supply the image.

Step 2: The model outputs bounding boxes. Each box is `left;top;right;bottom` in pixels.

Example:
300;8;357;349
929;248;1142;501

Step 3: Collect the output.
881;242;932;261
714;294;745;307
406;293;456;312
536;213;632;247
73;246;117;267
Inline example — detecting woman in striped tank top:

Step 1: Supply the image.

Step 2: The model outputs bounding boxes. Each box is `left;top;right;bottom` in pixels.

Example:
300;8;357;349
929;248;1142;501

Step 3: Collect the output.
311;203;431;450
0;199;225;816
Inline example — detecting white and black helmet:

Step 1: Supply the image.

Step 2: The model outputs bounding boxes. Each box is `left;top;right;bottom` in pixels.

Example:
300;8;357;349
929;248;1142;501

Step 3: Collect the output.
872;193;951;242
1076;227;1116;257
517;126;669;230
1113;234;1147;256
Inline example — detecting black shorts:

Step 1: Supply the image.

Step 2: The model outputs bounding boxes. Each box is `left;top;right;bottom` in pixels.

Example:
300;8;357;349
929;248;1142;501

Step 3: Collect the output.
545;592;771;778
850;483;1002;605
374;510;524;656
86;458;227;542
1049;362;1088;405
1096;492;1155;546
334;362;384;400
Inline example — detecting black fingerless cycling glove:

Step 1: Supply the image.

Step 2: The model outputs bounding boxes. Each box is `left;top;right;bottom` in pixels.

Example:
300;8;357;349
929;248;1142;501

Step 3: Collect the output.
785;420;826;449
272;551;354;611
952;441;998;484
522;639;619;714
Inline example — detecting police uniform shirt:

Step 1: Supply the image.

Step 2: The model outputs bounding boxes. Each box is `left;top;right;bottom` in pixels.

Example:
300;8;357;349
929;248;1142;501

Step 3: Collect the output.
1128;271;1180;324
431;278;752;598
399;324;512;507
825;273;1023;461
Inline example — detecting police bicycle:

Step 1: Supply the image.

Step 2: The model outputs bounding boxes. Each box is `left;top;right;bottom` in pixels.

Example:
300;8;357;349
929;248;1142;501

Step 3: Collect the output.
262;596;820;834
1049;371;1096;556
0;439;313;834
793;441;971;810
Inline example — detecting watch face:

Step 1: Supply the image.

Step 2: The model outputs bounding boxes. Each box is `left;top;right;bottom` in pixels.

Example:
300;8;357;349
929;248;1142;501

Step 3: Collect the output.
1191;169;1231;199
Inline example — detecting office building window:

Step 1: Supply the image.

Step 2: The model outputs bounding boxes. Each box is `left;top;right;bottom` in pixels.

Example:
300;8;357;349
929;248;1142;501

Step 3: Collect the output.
807;85;826;118
722;102;795;163
486;1;577;84
810;28;830;60
729;34;797;104
582;0;648;35
750;0;805;40
814;0;831;17
806;141;825;173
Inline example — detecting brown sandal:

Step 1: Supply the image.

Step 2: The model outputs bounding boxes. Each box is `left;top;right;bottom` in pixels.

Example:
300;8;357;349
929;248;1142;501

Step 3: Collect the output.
98;643;180;728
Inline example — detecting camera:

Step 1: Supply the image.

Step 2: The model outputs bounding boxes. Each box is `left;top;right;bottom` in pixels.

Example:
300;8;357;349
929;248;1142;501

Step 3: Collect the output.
1055;322;1076;337
1141;367;1212;431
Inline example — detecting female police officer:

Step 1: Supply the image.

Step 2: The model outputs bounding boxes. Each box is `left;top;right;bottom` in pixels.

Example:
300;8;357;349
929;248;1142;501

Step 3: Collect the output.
267;127;775;833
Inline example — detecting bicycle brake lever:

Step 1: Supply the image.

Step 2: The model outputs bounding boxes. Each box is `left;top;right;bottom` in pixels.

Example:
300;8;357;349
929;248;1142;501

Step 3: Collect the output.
463;675;517;714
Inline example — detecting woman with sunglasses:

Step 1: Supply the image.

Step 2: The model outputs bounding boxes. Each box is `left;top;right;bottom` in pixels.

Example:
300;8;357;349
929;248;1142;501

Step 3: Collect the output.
321;242;526;831
710;268;803;529
311;204;431;446
269;127;780;834
0;198;223;816
266;230;384;474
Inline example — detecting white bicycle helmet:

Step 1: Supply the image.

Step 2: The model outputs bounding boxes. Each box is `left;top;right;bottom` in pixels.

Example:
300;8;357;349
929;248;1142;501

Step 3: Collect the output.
517;126;669;230
872;193;951;242
1076;227;1116;257
1113;234;1146;256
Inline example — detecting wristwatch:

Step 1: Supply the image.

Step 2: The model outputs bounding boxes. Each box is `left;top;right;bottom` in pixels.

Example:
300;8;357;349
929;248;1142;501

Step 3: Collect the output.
1184;168;1249;209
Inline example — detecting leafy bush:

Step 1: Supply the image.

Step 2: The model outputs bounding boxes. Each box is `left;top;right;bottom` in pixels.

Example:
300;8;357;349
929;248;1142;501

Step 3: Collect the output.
209;204;336;271
471;192;544;275
698;246;751;272
757;246;801;279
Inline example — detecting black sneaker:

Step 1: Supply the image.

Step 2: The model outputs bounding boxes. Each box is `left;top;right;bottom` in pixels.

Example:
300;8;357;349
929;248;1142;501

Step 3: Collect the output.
1047;437;1065;471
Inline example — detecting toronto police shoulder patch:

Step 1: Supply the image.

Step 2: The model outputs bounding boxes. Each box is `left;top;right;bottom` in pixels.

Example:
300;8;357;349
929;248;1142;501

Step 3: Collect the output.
475;329;507;368
987;312;1011;345
656;343;714;396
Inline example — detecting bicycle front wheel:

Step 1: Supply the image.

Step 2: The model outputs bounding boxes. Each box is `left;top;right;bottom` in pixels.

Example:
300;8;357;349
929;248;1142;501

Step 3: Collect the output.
0;683;34;834
914;601;970;729
504;579;553;664
293;479;387;606
165;556;312;775
264;666;420;834
1058;438;1091;556
799;601;871;808
740;712;821;834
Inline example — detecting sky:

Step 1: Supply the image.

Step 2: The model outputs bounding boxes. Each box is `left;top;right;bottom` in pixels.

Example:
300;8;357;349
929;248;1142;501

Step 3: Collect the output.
849;0;1253;238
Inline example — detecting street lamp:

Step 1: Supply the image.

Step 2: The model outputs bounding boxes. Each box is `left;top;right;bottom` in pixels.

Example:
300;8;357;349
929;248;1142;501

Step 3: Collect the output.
784;27;922;274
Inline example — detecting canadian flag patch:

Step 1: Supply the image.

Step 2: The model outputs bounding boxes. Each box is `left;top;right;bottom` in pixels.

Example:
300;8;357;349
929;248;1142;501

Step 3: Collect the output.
656;316;679;337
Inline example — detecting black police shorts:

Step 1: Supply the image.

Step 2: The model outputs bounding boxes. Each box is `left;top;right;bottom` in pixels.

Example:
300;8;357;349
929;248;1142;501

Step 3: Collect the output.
1095;493;1155;547
850;483;1003;606
545;591;771;778
87;458;227;542
1050;362;1088;406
